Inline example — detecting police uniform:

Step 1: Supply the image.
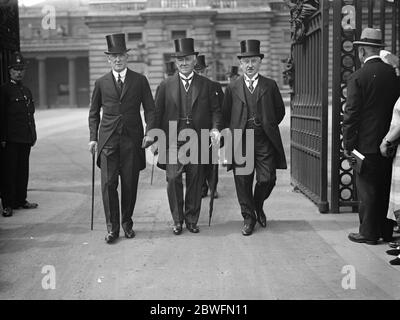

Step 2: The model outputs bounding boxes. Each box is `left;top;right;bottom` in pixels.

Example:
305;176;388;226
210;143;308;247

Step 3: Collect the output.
0;54;37;215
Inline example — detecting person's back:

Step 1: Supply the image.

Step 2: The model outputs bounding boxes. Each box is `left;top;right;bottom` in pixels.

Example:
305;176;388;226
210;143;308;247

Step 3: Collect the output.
347;58;399;153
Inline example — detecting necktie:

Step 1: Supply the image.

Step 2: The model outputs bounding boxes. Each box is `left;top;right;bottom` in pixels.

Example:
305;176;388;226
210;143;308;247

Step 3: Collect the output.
181;76;192;91
248;76;258;93
117;73;123;95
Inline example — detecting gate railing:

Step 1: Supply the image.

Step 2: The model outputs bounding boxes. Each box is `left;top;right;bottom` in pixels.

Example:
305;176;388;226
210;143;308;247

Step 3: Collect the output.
331;0;400;212
290;0;329;213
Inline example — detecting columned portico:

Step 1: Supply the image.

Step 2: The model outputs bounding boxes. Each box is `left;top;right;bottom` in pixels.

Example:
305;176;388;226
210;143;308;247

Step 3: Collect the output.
36;56;48;109
67;56;78;108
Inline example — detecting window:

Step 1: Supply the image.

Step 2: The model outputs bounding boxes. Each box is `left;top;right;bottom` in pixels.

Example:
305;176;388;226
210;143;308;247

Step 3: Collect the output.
128;32;143;42
216;30;231;40
171;30;186;39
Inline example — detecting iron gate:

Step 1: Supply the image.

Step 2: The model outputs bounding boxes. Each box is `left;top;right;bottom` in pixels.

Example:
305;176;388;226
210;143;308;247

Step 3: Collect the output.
289;0;329;213
331;0;400;212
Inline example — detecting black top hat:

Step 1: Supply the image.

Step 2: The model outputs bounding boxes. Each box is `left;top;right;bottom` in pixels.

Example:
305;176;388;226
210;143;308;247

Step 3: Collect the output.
237;39;264;59
194;55;208;70
8;51;27;70
104;33;130;54
165;61;176;75
226;66;239;76
171;38;199;58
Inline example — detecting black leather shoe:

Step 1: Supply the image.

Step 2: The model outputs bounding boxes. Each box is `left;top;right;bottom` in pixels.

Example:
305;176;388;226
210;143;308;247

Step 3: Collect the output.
348;232;377;245
15;201;38;209
2;207;13;217
386;249;400;256
105;232;119;244
390;257;400;265
256;209;267;228
242;222;255;236
173;223;183;235
186;223;199;233
124;229;135;239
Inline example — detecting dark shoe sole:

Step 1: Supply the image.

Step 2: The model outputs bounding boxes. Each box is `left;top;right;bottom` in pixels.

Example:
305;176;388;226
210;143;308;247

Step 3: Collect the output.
386;249;400;256
390;257;400;265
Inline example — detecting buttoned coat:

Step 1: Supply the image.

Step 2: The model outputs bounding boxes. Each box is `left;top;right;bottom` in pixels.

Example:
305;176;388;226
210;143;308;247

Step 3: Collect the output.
154;72;222;169
88;68;155;169
222;75;287;170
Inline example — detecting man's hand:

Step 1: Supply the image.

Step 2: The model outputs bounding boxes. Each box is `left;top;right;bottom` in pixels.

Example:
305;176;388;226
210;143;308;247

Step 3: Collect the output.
209;129;221;146
150;142;158;155
344;149;356;165
0;141;5;149
142;135;154;149
380;139;396;158
88;141;97;154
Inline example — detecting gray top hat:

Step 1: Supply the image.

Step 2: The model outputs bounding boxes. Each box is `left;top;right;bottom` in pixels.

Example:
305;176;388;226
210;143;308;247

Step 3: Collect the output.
353;28;386;47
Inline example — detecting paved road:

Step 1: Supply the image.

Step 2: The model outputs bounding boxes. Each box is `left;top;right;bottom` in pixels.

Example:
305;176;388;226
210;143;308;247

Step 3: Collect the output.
0;108;399;300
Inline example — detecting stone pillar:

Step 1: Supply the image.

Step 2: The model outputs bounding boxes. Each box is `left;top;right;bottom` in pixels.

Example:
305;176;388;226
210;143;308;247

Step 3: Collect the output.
67;56;77;107
37;56;47;108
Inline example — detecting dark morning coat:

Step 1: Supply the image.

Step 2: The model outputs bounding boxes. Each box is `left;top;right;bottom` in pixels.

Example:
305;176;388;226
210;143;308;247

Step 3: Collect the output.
88;68;156;169
222;74;287;170
154;72;222;169
343;58;400;153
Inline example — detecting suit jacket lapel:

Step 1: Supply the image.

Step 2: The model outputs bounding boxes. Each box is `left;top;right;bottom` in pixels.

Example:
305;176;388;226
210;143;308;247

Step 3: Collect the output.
169;74;180;110
190;73;200;111
232;75;247;105
257;76;269;102
106;71;120;99
120;69;132;100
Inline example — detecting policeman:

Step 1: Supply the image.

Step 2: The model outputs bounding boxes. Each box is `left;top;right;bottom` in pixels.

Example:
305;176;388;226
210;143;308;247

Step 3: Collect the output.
0;52;38;217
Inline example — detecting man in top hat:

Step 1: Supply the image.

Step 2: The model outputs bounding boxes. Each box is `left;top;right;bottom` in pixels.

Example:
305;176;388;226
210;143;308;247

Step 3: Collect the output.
226;66;240;82
222;39;287;236
153;38;222;235
0;51;38;217
343;28;400;245
88;33;156;243
194;55;224;199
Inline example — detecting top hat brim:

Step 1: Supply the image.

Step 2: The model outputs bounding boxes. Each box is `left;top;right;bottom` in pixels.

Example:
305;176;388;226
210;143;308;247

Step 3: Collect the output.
194;64;208;70
237;53;264;59
104;49;131;54
353;40;386;47
171;51;199;58
8;62;28;69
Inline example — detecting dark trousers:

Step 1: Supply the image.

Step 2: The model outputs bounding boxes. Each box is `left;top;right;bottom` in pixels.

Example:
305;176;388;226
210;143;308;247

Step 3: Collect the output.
100;132;140;235
1;142;31;209
356;153;394;240
233;129;276;224
166;158;205;226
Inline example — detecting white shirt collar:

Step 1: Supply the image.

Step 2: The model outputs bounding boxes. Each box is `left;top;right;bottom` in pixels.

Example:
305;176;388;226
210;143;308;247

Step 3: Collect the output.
112;68;127;82
244;73;259;82
364;55;381;64
179;72;194;80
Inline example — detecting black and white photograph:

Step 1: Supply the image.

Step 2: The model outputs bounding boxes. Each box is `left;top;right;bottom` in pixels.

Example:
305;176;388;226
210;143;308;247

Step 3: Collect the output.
1;0;400;308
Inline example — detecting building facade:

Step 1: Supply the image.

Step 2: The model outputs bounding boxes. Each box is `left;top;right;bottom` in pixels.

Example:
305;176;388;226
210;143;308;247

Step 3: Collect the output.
19;0;291;108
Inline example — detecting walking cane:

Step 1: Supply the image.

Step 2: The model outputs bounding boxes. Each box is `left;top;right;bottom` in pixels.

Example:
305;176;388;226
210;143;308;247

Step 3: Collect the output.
91;150;95;231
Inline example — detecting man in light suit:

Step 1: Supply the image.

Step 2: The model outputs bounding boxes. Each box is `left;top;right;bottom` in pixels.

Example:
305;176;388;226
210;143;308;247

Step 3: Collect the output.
343;28;400;245
153;38;222;235
88;33;155;244
223;39;287;236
